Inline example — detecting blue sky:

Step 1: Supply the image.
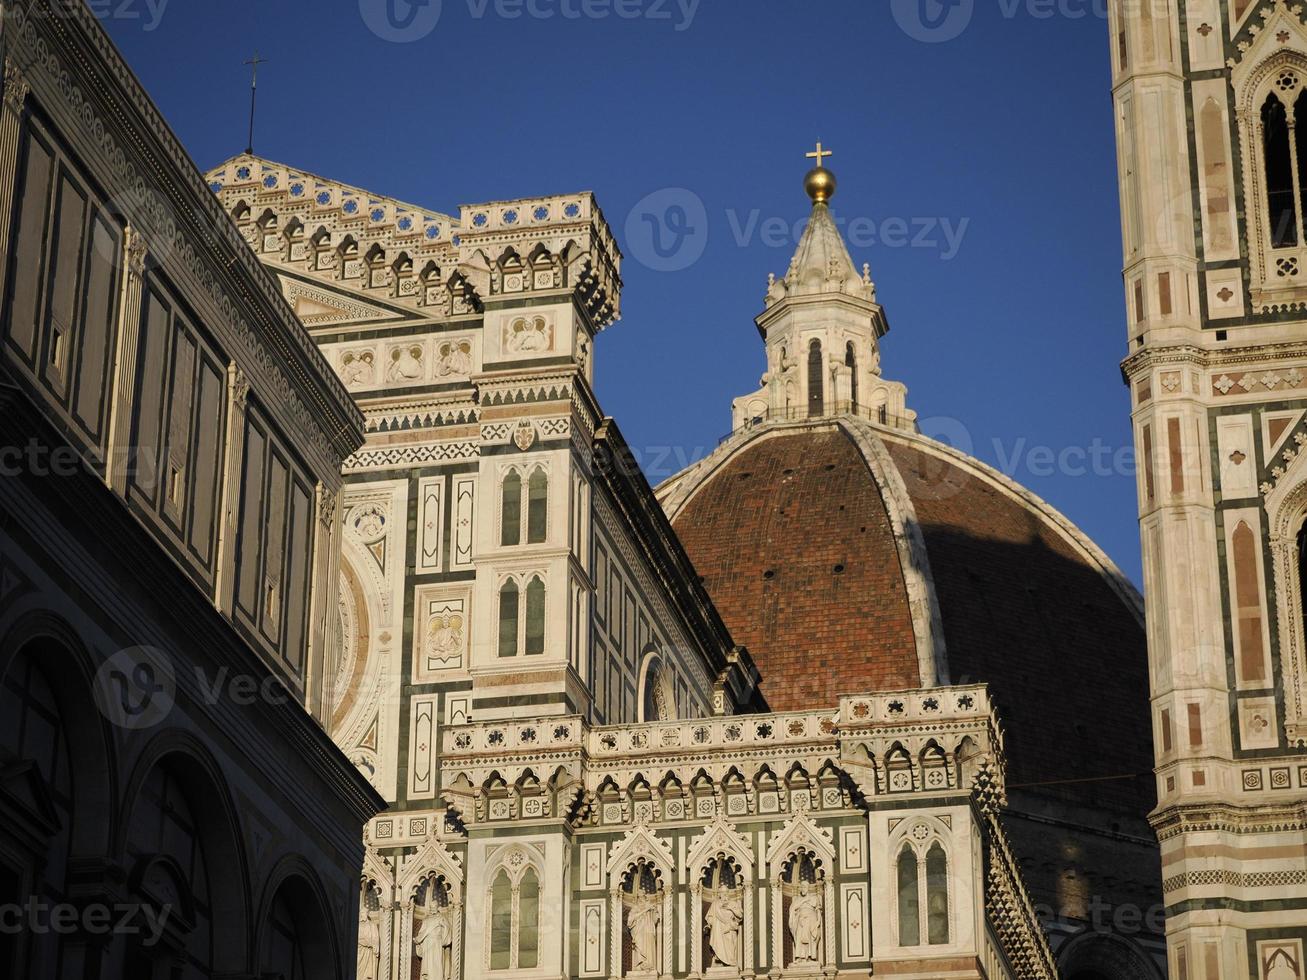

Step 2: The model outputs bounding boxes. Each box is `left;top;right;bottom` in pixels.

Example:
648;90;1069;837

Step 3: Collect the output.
103;0;1143;583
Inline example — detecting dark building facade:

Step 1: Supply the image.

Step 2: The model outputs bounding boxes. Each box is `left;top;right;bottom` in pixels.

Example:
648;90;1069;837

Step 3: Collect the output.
0;0;383;976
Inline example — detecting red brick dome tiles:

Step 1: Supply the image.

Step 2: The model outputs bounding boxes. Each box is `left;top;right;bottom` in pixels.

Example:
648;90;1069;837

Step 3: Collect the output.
658;418;1153;812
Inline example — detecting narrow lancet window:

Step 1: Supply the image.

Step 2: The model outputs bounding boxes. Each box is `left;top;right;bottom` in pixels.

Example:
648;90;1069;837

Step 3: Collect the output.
808;340;824;417
1264;94;1298;247
897;847;920;946
502;471;522;546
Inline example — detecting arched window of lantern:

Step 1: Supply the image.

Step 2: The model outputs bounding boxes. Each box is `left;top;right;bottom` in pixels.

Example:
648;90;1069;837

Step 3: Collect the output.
846;341;858;410
807;339;824;417
501;469;522;546
485;848;542;971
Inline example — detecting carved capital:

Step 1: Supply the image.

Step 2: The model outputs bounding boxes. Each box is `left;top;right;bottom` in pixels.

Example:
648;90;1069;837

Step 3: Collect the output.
230;367;251;410
2;58;29;116
124;227;149;282
317;486;338;528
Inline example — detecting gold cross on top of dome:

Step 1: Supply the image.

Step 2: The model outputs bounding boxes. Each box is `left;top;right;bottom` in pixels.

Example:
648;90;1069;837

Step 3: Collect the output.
806;140;832;170
803;141;837;203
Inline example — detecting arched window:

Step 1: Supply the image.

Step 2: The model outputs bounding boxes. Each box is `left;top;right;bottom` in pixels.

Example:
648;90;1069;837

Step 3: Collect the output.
527;470;548;544
498;580;519;658
487;857;541;971
125;764;215;973
263;889;308;980
807;340;824;417
845;342;858;410
897;847;919;947
1263;93;1297;247
525;576;546;656
897;838;950;947
501;471;522;546
1297;91;1307;230
519;869;541;967
926;843;950;945
1298;521;1307;659
490;870;513;969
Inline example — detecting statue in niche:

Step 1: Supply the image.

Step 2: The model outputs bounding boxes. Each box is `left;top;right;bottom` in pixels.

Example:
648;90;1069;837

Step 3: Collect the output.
705;884;743;968
626;888;661;973
388;344;424;382
435;339;473;377
414;904;454;980
357;900;381;980
341;349;376;387
788;880;823;964
425;612;464;668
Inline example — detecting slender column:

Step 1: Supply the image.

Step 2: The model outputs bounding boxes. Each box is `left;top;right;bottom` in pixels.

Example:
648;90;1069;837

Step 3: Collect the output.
0;57;30;283
305;479;339;721
1288;109;1306;247
213;366;250;614
104;229;148;494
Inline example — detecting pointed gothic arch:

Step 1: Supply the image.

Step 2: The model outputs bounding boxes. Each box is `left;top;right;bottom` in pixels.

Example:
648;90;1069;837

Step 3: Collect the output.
607;824;675;978
765;812;836;973
687;816;755;974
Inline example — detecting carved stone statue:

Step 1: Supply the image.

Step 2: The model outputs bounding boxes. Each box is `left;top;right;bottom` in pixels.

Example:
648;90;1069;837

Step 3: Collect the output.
357;903;381;980
341;349;376;387
789;880;823;964
414;905;453;980
425;613;464;667
388;344;424;382
436;340;473;377
706;885;743;968
627;890;661;973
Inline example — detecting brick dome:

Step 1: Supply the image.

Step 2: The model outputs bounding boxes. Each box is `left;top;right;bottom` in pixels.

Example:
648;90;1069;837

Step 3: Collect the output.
657;417;1153;812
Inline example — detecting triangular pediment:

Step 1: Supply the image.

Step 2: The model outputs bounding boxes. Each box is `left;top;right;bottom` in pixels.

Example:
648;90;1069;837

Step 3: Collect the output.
1231;1;1307;74
607;820;675;882
686;815;755;879
278;275;411;328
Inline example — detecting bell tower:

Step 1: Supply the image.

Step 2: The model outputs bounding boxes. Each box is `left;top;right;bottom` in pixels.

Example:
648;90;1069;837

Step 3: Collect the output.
1109;1;1307;977
731;146;915;431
